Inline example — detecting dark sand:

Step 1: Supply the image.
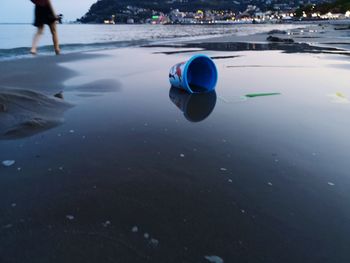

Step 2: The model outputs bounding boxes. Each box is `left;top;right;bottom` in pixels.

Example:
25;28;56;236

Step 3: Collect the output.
1;27;350;263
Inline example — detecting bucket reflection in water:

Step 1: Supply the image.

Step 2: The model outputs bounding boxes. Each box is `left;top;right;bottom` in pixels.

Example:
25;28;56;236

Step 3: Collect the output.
169;87;217;122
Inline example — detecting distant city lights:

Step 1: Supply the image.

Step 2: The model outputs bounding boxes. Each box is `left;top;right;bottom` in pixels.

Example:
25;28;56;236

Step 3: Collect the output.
101;6;350;25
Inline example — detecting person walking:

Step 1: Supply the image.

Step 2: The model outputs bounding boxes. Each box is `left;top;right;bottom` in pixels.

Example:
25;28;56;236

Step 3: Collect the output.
30;0;60;55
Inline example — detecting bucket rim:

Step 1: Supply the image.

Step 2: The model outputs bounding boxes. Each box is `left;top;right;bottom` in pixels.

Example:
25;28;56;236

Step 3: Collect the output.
183;54;218;94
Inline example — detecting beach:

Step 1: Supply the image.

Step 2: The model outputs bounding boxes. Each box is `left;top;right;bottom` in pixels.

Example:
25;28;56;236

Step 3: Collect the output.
1;23;350;262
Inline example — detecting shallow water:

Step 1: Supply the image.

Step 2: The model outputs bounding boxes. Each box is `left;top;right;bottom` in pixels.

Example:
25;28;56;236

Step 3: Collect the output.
0;23;302;60
0;46;350;262
150;41;350;56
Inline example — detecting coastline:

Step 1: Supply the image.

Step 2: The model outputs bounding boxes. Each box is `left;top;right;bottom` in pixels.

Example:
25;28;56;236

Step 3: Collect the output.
1;25;350;262
3;21;349;61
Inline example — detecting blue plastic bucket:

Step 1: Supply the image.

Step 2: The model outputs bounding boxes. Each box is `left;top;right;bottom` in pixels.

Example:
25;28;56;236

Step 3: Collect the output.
169;54;218;93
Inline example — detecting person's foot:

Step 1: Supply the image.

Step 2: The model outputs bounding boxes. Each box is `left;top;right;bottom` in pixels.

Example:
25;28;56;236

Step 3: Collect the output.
30;49;37;55
55;48;61;55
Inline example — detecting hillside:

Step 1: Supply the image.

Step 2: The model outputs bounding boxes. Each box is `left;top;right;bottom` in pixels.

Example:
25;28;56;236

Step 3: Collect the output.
78;0;332;23
79;0;242;23
296;0;350;18
316;0;350;13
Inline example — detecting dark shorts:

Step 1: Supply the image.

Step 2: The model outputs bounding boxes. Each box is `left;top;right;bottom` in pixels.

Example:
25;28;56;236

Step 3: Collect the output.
34;5;56;27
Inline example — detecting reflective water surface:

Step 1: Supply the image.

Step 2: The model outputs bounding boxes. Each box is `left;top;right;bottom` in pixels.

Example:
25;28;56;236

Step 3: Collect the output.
0;46;350;263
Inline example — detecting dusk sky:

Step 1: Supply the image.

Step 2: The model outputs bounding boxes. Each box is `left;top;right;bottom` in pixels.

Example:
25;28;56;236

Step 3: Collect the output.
0;0;97;23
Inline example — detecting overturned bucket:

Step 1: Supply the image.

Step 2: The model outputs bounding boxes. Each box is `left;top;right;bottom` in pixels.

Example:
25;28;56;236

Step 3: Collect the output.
169;54;218;94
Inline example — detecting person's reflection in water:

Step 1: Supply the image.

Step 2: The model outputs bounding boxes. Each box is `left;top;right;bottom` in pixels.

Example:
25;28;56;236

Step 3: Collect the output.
169;87;217;122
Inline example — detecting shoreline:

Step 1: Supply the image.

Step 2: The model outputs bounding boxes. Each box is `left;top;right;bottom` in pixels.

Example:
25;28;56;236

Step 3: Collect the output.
1;22;349;139
1;21;350;62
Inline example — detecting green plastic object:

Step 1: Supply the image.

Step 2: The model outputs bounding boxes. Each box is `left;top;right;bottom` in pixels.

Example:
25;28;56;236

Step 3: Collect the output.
245;92;281;98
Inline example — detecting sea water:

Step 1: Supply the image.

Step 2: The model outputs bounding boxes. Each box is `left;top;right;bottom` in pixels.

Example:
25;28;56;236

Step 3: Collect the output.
0;23;301;60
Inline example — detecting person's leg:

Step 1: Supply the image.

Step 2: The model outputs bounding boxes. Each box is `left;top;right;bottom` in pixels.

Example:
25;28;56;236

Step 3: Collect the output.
31;25;44;54
49;23;60;55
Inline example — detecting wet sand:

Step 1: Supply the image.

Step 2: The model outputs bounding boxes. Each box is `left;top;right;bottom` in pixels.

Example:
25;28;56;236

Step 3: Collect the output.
1;27;350;263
